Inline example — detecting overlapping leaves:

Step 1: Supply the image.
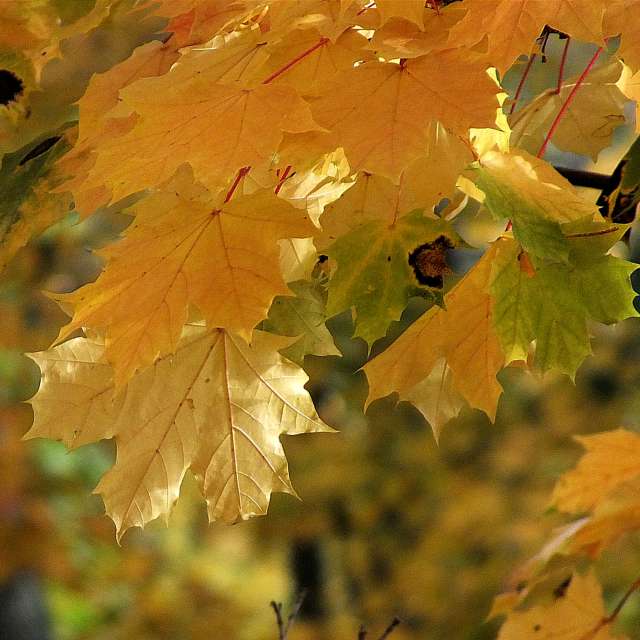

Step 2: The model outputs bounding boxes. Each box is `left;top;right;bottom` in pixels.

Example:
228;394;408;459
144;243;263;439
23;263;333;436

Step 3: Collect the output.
10;0;639;549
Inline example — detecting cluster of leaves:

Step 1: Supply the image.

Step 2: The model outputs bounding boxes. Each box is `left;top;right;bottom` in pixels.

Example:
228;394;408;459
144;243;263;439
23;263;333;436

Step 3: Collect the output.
5;0;640;635
487;425;640;640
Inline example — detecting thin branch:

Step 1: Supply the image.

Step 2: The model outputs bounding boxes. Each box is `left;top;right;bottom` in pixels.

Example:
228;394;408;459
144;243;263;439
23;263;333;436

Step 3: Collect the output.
378;617;402;640
358;617;402;640
284;590;307;636
555;37;571;94
508;53;537;116
262;37;329;84
537;46;602;158
553;167;612;190
580;574;640;640
271;592;307;640
603;575;640;625
270;601;285;640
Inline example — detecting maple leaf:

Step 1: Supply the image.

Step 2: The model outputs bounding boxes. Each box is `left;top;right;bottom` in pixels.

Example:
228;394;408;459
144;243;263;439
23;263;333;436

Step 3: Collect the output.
552;429;640;514
261;278;340;365
279;237;318;282
311;52;498;180
498;571;625;640
76;42;320;205
368;4;467;60
449;0;607;74
491;220;637;376
402;359;464;442
54;167;317;386
148;0;256;45
474;149;600;261
564;479;640;557
0;133;71;275
491;240;587;373
26;324;331;540
261;28;370;96
76;38;186;144
326;211;456;345
375;0;426;29
619;65;640;133
510;61;627;162
605;1;640;74
364;242;504;422
316;126;473;249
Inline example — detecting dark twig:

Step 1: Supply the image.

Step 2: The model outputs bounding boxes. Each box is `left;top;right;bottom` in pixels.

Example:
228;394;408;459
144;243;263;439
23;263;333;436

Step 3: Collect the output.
284;590;307;636
578;574;640;640
270;601;285;640
270;591;307;640
378;617;402;640
358;617;402;640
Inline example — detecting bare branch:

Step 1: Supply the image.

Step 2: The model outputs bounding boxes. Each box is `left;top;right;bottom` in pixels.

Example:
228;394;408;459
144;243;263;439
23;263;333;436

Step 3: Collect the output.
270;601;285;640
378;617;402;640
271;591;307;639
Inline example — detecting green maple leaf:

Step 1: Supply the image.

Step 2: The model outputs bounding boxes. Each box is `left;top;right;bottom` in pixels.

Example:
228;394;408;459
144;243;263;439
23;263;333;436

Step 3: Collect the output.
326;210;455;346
474;149;599;262
491;225;637;377
261;279;340;366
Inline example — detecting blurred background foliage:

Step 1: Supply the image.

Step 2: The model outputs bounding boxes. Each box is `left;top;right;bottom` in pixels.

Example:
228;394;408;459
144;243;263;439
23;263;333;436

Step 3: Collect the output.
3;3;640;640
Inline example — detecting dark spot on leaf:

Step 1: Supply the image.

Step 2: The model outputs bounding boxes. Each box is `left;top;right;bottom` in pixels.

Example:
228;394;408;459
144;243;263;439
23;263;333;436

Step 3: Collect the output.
408;235;454;288
533;624;541;632
0;69;24;106
387;255;391;262
553;575;572;599
19;136;62;166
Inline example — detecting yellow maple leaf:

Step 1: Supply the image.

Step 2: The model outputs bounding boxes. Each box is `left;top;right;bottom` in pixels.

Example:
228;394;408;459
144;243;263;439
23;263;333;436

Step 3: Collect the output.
76;45;320;205
261;28;370;96
618;63;640;133
54;167;316;386
402;359;464;442
552;429;640;514
316;125;473;248
76;37;189;144
605;1;640;74
475;148;600;223
375;0;426;29
368;5;467;59
449;0;606;73
26;324;331;540
566;482;640;557
498;571;625;640
311;52;498;180
364;242;505;421
147;0;256;45
510;62;627;161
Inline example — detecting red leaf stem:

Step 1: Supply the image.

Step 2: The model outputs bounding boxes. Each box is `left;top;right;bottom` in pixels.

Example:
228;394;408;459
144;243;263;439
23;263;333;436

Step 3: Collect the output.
508;53;537;116
224;166;251;203
537;46;602;158
262;37;329;84
274;165;292;195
